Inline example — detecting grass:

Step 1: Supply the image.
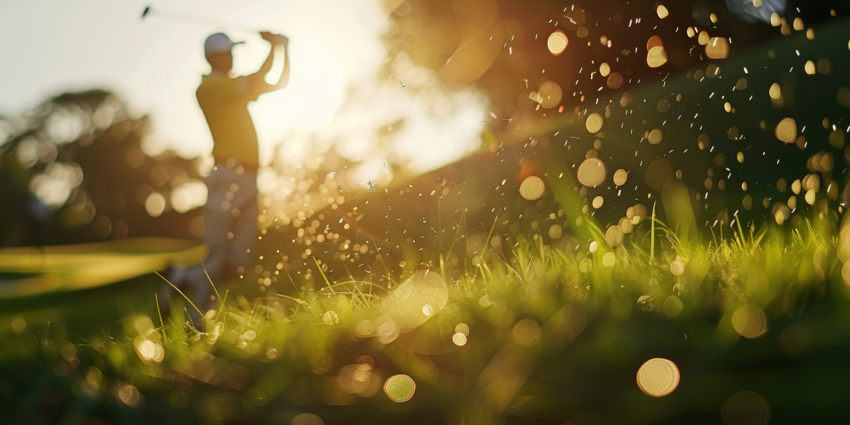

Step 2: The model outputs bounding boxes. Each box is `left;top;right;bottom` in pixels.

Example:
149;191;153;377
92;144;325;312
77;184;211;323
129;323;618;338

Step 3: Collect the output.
0;203;848;424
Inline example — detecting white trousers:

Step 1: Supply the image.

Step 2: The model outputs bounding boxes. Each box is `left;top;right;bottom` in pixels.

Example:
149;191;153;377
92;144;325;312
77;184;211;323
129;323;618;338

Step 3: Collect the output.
202;163;259;281
168;163;257;306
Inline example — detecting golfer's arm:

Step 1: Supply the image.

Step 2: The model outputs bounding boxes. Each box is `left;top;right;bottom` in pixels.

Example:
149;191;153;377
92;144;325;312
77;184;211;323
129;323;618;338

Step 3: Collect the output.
268;46;290;90
249;46;275;82
248;45;289;95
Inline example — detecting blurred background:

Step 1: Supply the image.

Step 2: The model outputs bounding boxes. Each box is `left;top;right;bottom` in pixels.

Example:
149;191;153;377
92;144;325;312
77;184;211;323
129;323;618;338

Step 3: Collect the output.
2;0;848;248
0;0;491;247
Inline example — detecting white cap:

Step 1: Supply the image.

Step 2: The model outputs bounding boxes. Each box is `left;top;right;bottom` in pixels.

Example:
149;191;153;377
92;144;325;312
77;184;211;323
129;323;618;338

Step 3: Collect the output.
204;33;244;56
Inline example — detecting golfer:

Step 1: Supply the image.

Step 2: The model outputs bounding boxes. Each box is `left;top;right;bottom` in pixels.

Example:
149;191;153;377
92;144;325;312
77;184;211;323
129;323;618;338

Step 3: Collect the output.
170;31;289;311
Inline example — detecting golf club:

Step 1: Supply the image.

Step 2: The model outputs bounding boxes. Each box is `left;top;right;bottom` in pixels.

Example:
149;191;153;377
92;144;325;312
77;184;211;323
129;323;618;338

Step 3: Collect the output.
141;5;266;34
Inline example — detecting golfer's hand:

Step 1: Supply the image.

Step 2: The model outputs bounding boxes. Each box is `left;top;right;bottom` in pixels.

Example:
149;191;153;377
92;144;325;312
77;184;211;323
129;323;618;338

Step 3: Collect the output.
277;35;289;47
260;31;288;47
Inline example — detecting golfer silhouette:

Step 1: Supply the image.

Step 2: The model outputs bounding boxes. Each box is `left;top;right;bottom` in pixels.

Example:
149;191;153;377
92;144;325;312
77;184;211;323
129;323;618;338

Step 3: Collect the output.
169;31;289;313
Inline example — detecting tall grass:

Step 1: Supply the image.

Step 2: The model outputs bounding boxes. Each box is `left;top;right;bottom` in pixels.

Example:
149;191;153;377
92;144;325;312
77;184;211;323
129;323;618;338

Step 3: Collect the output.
0;202;846;423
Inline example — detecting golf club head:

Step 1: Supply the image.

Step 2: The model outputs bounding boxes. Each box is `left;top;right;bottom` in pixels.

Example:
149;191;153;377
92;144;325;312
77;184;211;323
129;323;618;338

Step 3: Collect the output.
141;6;151;19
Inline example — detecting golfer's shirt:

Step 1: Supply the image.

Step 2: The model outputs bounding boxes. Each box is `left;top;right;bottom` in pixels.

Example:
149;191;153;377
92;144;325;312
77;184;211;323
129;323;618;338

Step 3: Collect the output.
197;74;263;169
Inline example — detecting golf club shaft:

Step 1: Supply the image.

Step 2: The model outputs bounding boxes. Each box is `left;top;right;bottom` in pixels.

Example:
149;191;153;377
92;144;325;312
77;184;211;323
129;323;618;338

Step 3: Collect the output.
145;7;261;34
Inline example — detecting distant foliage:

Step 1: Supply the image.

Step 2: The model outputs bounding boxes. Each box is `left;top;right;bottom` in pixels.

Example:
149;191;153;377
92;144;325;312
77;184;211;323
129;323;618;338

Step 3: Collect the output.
0;90;205;247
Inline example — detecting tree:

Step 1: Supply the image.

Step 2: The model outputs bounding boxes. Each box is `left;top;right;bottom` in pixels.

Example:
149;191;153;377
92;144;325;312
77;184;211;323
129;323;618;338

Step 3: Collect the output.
0;90;206;247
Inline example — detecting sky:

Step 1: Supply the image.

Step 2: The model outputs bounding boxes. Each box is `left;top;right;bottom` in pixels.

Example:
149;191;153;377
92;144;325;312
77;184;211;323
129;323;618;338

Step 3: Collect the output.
0;0;389;161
